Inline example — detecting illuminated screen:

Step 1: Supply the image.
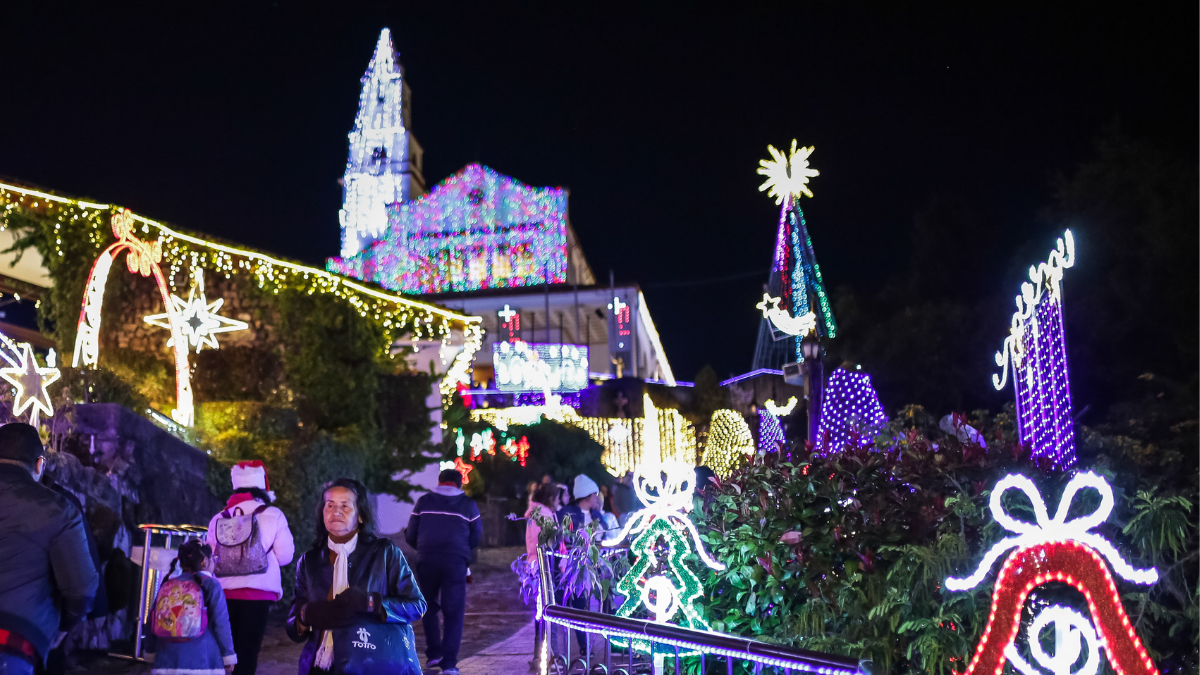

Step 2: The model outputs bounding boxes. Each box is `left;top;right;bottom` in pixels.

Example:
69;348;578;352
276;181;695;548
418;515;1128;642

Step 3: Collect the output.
493;341;589;393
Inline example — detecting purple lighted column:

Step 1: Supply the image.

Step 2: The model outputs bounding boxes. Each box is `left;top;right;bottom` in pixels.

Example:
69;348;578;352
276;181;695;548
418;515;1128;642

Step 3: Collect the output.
1013;294;1077;469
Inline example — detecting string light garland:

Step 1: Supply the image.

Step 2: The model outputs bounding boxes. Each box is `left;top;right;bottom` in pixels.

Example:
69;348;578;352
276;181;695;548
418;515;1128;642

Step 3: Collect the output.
992;230;1077;469
945;472;1159;675
602;462;724;652
328;164;568;294
143;268;248;352
701;409;754;477
0;181;483;418
815;367;887;454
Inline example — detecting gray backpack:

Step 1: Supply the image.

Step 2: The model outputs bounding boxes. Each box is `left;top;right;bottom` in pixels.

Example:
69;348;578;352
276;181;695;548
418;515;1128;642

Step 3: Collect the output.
213;504;270;577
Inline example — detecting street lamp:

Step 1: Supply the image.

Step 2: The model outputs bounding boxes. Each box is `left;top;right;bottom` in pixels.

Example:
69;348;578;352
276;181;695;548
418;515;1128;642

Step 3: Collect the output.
801;333;823;445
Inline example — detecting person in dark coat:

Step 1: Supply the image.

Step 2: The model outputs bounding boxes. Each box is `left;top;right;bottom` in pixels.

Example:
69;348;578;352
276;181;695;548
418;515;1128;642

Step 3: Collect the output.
287;478;426;675
0;423;98;675
404;469;481;675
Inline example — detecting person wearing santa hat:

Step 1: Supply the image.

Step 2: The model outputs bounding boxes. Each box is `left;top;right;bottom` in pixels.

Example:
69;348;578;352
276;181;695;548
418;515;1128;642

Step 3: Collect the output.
206;461;295;675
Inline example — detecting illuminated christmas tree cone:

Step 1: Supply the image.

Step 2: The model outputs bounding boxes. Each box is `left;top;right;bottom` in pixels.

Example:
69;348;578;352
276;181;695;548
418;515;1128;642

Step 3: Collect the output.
602;461;725;655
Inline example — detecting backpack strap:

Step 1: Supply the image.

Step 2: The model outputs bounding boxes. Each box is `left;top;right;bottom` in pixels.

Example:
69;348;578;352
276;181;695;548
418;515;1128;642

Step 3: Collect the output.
252;504;270;516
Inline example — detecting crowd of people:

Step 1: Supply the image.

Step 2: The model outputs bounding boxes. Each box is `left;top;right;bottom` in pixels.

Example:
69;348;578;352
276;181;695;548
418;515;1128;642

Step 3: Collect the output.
0;423;481;675
0;417;685;675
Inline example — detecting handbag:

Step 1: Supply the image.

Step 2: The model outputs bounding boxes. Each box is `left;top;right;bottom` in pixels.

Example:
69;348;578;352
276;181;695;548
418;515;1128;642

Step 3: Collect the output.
328;620;422;675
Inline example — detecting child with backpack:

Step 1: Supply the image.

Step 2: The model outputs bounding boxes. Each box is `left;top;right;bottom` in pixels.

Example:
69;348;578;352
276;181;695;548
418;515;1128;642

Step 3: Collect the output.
148;539;237;675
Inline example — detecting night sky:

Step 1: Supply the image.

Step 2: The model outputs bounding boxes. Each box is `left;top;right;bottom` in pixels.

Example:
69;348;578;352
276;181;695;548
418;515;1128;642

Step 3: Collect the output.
1;3;1194;382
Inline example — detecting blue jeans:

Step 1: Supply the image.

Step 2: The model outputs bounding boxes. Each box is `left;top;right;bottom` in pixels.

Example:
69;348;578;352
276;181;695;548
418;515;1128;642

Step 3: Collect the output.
416;558;467;670
0;653;34;675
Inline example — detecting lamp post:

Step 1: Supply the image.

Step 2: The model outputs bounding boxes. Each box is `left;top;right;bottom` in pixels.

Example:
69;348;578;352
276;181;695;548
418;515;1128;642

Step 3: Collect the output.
802;333;823;444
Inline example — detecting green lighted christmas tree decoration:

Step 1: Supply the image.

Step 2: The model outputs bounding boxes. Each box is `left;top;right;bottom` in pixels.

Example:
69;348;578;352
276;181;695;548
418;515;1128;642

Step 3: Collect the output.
602;462;725;646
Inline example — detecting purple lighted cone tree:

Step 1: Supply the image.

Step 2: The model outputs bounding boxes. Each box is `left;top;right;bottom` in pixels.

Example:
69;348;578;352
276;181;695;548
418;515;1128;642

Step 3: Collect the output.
757;409;785;453
993;230;1077;469
816;367;887;453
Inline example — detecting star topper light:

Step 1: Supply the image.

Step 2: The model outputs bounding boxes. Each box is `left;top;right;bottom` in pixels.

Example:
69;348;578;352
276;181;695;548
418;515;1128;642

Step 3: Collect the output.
144;269;248;353
757;140;819;204
1;342;61;427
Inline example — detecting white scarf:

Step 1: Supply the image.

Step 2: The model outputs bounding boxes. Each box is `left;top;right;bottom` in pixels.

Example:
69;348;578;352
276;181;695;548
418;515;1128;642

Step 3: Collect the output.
314;532;358;670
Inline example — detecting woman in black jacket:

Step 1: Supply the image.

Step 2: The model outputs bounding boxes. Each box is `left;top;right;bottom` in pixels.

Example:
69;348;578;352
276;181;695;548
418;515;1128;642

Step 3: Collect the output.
286;478;426;675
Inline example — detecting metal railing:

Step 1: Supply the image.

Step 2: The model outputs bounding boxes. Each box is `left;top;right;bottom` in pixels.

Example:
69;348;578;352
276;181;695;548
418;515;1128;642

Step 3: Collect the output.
536;547;869;675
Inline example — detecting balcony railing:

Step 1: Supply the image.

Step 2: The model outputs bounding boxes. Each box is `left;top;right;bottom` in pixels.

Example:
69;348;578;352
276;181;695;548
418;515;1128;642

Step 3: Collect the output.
535;547;870;675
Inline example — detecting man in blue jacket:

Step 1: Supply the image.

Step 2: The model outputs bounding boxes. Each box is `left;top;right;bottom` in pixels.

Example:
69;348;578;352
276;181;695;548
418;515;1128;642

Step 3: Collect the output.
0;423;98;675
404;469;481;675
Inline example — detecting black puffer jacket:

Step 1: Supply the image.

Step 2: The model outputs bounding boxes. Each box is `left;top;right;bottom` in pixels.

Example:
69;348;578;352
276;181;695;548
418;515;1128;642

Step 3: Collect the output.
287;533;426;675
0;463;99;663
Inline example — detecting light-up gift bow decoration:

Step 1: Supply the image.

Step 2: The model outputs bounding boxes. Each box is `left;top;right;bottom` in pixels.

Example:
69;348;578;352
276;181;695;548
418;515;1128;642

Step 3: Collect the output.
602;461;725;636
945;472;1160;675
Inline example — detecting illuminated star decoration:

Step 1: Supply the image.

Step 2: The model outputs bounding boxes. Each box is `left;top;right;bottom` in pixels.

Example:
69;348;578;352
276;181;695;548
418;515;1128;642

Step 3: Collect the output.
757;140;819;205
1;343;61;428
756;292;817;336
144;270;248;353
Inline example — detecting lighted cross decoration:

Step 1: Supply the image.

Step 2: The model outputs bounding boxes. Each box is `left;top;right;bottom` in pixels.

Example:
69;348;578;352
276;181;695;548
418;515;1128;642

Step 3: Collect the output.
0;342;61;428
945;472;1160;675
498;305;518;322
144;269;249;353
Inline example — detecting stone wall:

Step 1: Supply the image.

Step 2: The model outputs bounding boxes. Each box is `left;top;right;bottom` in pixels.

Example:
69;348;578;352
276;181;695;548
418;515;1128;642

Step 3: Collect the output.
99;269;277;358
48;402;221;557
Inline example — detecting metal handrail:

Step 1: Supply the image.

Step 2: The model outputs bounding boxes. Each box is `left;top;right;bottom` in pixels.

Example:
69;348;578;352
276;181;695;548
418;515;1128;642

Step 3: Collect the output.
535;546;867;675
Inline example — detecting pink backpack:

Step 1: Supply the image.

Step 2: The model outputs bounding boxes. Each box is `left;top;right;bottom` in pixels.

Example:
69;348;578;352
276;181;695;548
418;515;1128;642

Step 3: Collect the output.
152;574;208;642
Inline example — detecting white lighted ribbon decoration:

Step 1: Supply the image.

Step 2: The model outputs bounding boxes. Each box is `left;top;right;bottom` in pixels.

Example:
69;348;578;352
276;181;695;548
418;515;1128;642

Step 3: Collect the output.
944;472;1158;592
764;396;798;417
601;461;725;571
756;293;817;337
1006;606;1102;675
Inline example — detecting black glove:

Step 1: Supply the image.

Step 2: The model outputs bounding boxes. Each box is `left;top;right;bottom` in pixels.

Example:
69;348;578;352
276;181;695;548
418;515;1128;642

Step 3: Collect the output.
302;599;356;630
334;587;381;615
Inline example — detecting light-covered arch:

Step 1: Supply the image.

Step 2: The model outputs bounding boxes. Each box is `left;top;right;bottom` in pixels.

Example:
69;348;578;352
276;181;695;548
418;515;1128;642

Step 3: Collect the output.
72;210;193;425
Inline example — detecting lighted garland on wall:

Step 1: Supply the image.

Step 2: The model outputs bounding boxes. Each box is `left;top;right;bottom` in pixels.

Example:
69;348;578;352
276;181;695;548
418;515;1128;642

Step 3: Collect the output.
0;181;483;419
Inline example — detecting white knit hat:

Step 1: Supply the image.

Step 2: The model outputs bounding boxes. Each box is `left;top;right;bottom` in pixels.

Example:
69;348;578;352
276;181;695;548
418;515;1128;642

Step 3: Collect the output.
231;460;274;499
573;474;599;500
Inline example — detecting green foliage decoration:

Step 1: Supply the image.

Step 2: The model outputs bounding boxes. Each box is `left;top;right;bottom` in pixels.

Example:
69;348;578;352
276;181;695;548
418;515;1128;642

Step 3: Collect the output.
692;401;1197;675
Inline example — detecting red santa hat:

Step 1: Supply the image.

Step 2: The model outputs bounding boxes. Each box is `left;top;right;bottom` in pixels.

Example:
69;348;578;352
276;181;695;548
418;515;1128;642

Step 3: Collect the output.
231;460;274;500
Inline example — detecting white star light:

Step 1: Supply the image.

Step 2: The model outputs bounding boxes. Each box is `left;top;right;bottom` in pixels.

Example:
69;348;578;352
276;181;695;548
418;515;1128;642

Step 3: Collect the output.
144;271;248;353
757;140;819;205
1;343;61;427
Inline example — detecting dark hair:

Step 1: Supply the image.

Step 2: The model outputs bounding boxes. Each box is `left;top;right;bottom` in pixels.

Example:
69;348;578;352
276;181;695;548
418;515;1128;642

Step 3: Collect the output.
312;477;376;550
0;423;43;468
438;468;463;487
230;486;273;504
170;538;212;576
532;482;559;509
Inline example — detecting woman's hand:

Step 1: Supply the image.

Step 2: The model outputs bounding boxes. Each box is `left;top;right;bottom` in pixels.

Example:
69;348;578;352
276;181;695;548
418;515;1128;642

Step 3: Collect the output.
302;599;356;630
224;665;234;675
336;587;380;614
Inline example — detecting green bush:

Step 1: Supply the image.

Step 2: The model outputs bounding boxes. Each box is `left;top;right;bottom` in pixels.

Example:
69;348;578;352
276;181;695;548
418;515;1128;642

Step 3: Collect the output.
693;403;1197;674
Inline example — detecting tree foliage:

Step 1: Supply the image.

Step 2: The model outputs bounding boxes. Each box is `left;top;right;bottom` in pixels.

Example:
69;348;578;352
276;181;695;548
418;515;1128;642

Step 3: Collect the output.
692;397;1197;674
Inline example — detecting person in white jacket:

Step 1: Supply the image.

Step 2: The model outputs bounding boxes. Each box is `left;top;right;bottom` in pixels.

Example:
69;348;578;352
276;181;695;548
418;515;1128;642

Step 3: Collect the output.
206;461;295;675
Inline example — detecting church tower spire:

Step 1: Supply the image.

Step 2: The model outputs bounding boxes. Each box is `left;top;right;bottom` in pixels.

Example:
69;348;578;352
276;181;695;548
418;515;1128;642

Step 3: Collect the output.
339;28;425;257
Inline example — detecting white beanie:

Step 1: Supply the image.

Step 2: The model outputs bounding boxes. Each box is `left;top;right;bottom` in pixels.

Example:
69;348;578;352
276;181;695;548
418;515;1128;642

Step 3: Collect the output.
573;474;599;500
